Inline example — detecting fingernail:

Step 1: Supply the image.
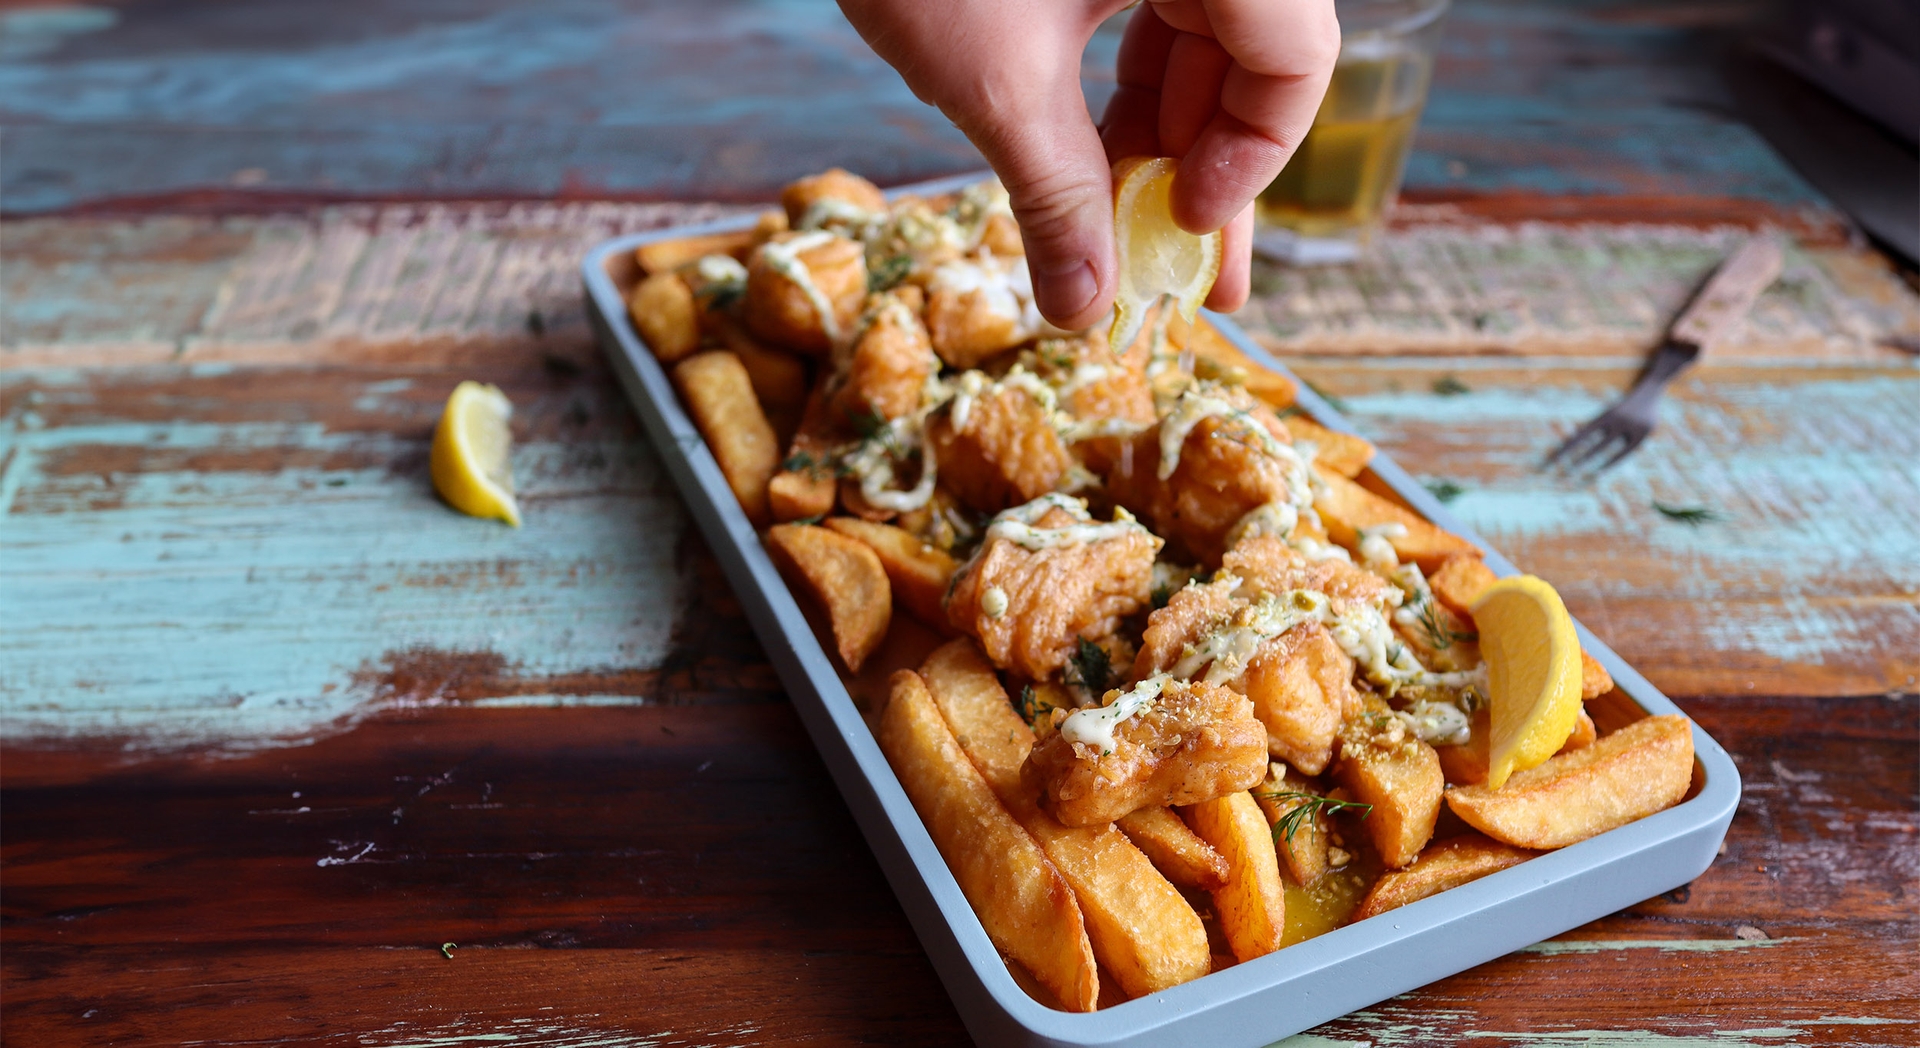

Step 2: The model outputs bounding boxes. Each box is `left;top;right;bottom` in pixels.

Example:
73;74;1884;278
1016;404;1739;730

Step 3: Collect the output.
1035;259;1097;323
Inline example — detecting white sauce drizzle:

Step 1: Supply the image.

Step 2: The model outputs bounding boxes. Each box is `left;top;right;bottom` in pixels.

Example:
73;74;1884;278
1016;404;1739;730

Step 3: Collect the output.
758;231;845;343
1169;585;1330;685
1059;674;1171;755
1155;386;1312;514
982;586;1009;619
983;496;1149;551
1395;699;1472;746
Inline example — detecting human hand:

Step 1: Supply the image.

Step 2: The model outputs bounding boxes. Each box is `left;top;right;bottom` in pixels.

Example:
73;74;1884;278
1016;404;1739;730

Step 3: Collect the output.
837;0;1339;329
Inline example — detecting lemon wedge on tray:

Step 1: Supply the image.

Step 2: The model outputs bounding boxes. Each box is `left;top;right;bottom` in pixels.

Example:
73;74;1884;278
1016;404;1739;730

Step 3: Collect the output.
1472;574;1583;789
431;380;521;527
1109;156;1223;354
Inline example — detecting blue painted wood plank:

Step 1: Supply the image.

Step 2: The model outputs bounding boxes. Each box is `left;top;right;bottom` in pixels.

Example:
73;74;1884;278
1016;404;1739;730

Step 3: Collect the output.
0;0;1819;211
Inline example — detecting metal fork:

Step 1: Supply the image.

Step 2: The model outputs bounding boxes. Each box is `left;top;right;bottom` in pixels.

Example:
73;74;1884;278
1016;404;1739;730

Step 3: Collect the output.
1546;238;1784;472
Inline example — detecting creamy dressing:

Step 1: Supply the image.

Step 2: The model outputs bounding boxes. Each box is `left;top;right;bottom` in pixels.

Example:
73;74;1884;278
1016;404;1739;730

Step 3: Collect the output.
983;496;1150;551
691;253;747;289
982;586;1010;619
1395;699;1472;746
758;231;845;343
798;198;880;235
1356;522;1408;571
1225;501;1352;564
1169;586;1331;684
1059;674;1171;755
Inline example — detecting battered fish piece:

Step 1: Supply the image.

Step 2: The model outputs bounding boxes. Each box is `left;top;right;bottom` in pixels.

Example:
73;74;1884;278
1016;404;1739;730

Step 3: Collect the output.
830;291;936;423
781;167;888;229
1023;677;1269;827
1221;534;1393;608
1107;386;1309;566
924;256;1040;368
744;231;868;354
1029;335;1156;476
926;384;1074;513
1132;572;1360;775
946;498;1161;680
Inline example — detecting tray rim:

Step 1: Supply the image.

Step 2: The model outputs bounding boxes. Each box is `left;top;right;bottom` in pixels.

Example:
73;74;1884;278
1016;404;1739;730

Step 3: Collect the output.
579;175;1743;1048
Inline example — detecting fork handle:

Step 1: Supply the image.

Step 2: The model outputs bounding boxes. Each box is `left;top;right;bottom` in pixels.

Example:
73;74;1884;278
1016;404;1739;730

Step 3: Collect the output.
1670;238;1784;350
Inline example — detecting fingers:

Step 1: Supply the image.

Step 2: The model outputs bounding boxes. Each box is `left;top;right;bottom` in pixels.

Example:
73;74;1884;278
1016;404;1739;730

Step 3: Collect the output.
1157;32;1230;157
961;91;1118;330
1205;204;1254;312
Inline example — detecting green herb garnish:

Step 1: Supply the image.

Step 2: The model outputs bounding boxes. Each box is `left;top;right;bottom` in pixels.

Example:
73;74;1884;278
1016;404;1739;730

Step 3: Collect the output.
868;254;912;292
1432;375;1471;396
1414;597;1477;651
703;283;744;312
1066;638;1115;697
1017;685;1061;726
1424;478;1466;503
1258;791;1373;842
790;513;825;526
1654;502;1722;525
441;942;458;959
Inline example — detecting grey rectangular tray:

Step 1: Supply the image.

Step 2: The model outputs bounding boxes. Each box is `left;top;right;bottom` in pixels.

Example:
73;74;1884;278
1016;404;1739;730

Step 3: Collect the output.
580;174;1741;1048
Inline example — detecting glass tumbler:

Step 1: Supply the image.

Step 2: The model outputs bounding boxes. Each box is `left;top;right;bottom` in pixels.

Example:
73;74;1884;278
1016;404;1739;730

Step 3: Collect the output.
1255;0;1449;263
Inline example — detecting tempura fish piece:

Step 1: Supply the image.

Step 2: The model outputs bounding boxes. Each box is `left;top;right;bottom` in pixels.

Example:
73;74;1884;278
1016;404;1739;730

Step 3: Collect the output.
946;498;1161;680
924;255;1042;368
1220;533;1393;608
829;289;937;424
782;168;888;230
926;381;1075;513
1107;384;1309;566
1023;677;1269;827
1029;334;1156;475
744;231;868;354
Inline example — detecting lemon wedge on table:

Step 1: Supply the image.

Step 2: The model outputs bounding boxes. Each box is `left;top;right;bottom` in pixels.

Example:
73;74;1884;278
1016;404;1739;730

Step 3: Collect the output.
431;381;521;527
1473;574;1584;789
1109;156;1223;354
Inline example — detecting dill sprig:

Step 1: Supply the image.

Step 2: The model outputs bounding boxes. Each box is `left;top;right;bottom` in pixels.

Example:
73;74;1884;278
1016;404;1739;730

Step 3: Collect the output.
1066;638;1115;697
1424;478;1467;503
868;254;912;293
1654;502;1723;525
1415;597;1477;651
1432;375;1472;396
1017;685;1060;726
1258;791;1373;842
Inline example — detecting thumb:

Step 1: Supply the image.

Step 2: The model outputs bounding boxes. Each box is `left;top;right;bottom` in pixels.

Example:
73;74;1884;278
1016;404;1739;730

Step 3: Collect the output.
958;92;1116;331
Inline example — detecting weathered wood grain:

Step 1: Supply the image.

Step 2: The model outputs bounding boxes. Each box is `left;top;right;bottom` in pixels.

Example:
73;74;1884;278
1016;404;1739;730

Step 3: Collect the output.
0;0;1824;213
3;694;1912;1045
1288;360;1920;698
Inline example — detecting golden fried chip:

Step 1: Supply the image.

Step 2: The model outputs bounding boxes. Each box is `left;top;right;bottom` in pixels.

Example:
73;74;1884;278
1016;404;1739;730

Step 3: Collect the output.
765;523;891;673
1445;714;1694;850
1181;316;1297;410
1560;705;1597;753
877;671;1097;1011
1254;762;1332;887
1580;651;1615;700
635;229;757;276
1180;791;1287;963
672;352;778;525
1428;554;1498;619
630;271;701;363
917;640;1210;998
1312;466;1479;572
1116;806;1230;892
1333;701;1444;868
768;379;842;523
825;517;957;631
1351;833;1537;921
1282;415;1373;478
708;318;809;444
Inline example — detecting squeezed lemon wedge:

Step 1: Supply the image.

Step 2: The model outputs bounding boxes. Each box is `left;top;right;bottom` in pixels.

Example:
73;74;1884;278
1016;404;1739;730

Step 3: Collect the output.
1472;574;1583;789
1109;156;1223;355
430;380;521;526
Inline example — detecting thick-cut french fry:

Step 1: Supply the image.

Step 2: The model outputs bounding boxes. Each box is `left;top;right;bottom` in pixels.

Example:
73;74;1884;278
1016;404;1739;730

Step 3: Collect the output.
1180;791;1286;963
1447;714;1694;849
878;670;1098;1011
1351;833;1537;921
1429;554;1498;619
1313;465;1478;572
1254;763;1331;887
709;318;809;444
1282;415;1374;478
918;640;1211;998
1334;700;1444;868
1579;652;1615;700
673;352;778;525
636;229;757;276
1116;807;1229;892
1180;315;1297;410
765;523;891;673
630;271;701;363
768;379;840;523
1560;706;1597;753
824;518;958;631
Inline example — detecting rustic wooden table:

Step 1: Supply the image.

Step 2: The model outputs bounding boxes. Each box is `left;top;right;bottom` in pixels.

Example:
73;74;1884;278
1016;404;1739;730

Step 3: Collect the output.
4;1;1917;1045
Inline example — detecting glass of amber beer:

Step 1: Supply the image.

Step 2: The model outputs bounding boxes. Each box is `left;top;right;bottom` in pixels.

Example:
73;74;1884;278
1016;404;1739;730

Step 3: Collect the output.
1255;0;1448;263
